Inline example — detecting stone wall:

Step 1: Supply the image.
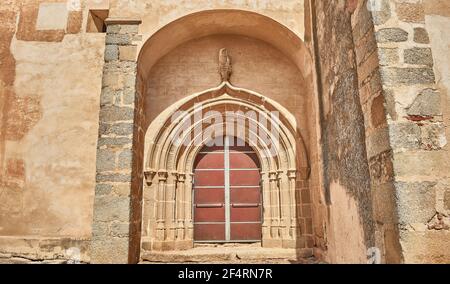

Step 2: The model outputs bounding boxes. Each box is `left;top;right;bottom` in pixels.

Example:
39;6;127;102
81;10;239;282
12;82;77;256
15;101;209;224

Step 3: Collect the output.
368;0;450;263
311;0;375;263
351;0;404;264
144;34;309;142
91;20;142;264
0;0;104;263
1;0;449;264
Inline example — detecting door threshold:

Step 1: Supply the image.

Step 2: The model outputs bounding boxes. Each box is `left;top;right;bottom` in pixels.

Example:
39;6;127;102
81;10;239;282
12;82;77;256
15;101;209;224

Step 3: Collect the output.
194;242;262;248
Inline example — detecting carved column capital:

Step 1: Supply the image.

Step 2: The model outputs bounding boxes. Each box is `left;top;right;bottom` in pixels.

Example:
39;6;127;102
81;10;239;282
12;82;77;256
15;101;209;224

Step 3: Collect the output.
177;173;187;183
144;169;157;185
287;169;297;180
157;171;168;182
276;170;284;180
268;171;278;181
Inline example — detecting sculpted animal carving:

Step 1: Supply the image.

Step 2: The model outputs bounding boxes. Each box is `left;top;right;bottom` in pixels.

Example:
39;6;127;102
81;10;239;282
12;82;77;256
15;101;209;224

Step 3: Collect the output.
218;48;232;82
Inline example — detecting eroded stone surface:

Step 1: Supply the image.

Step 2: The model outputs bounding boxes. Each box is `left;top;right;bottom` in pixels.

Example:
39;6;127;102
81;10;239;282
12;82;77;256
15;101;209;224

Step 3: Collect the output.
0;0;449;265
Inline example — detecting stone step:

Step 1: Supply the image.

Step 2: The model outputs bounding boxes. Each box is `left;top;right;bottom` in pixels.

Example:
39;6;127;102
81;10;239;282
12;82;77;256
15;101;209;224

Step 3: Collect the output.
140;245;316;264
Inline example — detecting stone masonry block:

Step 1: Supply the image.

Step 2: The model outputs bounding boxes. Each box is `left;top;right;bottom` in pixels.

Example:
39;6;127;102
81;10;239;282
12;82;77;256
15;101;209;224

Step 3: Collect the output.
380;67;435;86
352;2;373;42
122;88;136;105
110;222;130;238
119;45;137;62
98;137;132;147
369;150;394;186
393;151;449;178
118;25;139;35
371;0;391;25
376;28;408;43
404;48;433;67
99;106;134;122
413;27;430;44
373;182;397;223
92;221;108;237
118;150;133;170
396;182;436;225
100;87;116;106
99;123;134;136
366;127;390;158
93;195;131;223
90;237;128;264
96;173;132;183
388;122;421;149
396;2;425;23
407;89;441;117
378;48;399;66
96;149;116;172
95;184;113;196
106;24;121;34
104;45;119;62
445;191;450;211
105;34;132;45
371;94;387;128
420;123;447;150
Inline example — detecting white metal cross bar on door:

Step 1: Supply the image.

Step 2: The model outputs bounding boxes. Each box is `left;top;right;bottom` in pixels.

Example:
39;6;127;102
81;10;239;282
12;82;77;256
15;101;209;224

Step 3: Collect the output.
224;136;231;241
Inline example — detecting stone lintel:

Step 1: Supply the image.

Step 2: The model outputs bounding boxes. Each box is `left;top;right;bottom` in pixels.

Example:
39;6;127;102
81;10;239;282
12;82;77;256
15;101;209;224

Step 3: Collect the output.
105;17;142;25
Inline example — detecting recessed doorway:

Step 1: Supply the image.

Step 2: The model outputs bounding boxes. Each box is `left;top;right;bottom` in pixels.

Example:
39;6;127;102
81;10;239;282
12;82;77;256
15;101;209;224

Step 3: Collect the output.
193;137;262;243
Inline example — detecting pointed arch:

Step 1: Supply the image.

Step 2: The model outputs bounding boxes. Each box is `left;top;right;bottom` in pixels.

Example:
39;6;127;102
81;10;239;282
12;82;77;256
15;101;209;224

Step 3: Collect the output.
141;82;309;250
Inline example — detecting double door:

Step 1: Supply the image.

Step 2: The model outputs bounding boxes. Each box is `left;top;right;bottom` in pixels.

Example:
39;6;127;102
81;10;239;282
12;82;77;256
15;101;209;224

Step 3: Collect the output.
193;137;262;242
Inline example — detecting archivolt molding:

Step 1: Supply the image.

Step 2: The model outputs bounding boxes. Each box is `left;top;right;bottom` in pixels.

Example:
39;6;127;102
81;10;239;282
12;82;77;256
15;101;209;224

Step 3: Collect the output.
141;82;310;250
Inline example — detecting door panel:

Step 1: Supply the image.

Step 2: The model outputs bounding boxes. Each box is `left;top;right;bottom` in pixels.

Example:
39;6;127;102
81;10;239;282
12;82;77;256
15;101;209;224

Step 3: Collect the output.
195;188;225;204
194;206;225;222
229;170;261;186
230;187;260;203
194;170;224;187
193;137;262;243
229;152;259;168
230;223;262;240
194;224;225;241
230;206;261;222
195;153;224;169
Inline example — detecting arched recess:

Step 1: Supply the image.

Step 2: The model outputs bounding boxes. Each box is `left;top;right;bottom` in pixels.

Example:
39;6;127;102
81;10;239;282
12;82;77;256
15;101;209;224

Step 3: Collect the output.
141;82;310;251
137;9;313;82
133;9;317;256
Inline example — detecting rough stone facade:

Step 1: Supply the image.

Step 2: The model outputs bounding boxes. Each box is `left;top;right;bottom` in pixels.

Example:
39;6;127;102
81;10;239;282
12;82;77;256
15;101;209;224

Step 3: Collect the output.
0;0;449;264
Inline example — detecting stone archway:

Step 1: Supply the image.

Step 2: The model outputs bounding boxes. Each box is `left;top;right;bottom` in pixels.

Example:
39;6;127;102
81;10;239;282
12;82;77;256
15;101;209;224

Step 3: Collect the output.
91;9;316;264
140;82;310;253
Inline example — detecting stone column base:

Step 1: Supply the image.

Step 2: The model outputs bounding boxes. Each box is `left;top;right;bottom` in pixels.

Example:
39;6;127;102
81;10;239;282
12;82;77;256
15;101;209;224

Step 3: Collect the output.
262;238;283;248
142;240;194;252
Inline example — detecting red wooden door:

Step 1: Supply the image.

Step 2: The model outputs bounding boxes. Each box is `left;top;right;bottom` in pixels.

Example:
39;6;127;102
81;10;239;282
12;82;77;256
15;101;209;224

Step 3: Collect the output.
193;137;262;242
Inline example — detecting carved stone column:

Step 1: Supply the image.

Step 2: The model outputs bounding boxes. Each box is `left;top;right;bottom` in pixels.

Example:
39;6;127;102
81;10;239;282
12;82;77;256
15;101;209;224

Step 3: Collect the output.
261;172;272;245
287;169;298;248
278;170;290;242
155;170;168;246
143;170;156;238
268;171;281;245
163;172;176;244
184;173;194;242
175;173;186;241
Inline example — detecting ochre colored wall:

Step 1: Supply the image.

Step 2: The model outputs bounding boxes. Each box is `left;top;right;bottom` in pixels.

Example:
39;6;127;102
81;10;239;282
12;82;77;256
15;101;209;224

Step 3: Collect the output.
0;0;307;262
0;0;104;261
144;34;309;143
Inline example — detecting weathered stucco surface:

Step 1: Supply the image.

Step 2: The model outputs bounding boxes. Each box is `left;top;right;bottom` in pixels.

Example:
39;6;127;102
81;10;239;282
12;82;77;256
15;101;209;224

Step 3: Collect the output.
107;0;306;41
2;34;104;236
312;0;375;263
0;0;449;263
0;0;104;262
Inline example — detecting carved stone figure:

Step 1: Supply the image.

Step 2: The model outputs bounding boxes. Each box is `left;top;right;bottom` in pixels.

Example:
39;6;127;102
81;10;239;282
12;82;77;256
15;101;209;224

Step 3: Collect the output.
218;48;232;82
